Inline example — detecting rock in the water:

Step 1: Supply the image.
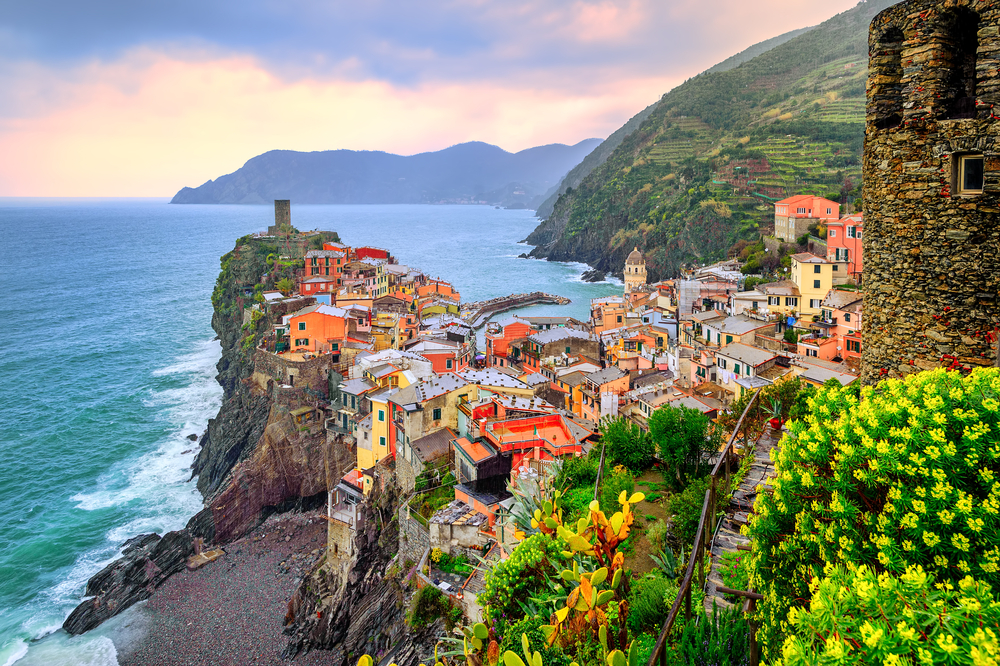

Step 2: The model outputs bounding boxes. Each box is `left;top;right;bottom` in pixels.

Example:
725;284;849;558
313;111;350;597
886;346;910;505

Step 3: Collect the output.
62;528;199;635
517;253;528;258
186;433;198;441
581;268;606;283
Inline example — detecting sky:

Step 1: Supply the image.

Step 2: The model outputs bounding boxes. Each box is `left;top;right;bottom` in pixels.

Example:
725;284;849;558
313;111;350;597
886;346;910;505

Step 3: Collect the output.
0;0;861;197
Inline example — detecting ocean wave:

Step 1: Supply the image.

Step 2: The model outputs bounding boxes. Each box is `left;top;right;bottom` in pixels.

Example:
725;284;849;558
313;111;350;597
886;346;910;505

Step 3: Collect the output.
1;640;28;666
12;635;117;666
150;338;220;377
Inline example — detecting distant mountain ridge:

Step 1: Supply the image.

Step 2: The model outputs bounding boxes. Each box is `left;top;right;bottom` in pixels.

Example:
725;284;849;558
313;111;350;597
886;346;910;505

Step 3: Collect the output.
170;140;602;207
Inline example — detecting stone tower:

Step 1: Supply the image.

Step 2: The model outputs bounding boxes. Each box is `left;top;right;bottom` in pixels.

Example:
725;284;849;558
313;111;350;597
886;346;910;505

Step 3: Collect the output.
862;0;1000;383
268;199;291;235
624;247;647;294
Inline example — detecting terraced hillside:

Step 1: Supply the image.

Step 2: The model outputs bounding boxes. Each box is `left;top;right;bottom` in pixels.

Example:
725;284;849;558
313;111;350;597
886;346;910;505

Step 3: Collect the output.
527;0;898;281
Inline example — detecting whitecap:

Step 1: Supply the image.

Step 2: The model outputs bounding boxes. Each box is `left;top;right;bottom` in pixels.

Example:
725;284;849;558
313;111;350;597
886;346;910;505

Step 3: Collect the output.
0;640;28;666
12;635;118;666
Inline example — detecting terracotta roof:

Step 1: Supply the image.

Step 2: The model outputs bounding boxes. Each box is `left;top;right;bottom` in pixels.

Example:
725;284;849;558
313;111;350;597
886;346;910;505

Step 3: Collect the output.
453;436;497;464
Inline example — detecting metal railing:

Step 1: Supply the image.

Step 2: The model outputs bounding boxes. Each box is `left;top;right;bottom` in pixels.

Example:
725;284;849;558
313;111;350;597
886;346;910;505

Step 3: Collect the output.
647;388;766;666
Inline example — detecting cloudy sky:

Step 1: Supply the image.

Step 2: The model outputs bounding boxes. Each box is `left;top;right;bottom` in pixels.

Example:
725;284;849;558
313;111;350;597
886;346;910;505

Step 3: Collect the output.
0;0;859;196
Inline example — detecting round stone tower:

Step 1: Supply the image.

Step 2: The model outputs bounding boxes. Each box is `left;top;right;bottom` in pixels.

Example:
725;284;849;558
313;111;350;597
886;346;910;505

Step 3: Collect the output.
624;247;647;294
862;0;1000;383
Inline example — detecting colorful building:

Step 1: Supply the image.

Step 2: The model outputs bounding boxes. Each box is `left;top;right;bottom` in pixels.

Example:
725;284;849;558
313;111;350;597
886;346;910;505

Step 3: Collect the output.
773;195;841;242
590;296;627;335
484;316;533;368
825;214;864;282
285;304;348;353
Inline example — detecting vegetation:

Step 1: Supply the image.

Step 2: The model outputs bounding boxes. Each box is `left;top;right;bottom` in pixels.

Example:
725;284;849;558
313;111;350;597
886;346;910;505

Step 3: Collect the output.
746;368;1000;661
673;604;752;666
530;0;894;279
602;418;656;474
648;405;718;488
407;585;452;629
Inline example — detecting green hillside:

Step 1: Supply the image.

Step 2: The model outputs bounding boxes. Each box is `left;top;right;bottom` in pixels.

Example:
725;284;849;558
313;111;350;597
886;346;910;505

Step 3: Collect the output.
526;0;898;281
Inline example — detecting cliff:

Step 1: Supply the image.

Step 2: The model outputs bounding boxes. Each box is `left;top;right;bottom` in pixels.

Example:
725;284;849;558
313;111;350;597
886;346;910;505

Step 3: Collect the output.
64;232;360;635
171;140;601;207
526;0;897;282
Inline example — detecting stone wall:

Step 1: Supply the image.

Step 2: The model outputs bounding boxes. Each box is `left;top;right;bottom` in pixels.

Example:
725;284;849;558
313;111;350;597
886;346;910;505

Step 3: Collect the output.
862;0;1000;383
398;504;430;568
253;348;338;398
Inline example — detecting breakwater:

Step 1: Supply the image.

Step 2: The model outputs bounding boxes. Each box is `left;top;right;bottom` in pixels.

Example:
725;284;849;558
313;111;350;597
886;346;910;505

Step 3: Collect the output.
460;291;571;328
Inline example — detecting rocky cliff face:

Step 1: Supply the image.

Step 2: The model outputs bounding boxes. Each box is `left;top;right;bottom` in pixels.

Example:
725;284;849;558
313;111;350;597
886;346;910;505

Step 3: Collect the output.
283;474;440;666
65;232;353;634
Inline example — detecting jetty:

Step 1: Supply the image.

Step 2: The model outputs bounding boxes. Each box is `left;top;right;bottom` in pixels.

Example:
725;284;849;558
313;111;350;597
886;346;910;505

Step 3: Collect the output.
460;291;570;328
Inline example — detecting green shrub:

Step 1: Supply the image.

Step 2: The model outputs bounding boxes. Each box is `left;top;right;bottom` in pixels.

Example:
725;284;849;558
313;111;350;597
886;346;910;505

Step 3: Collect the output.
666;476;712;545
647;519;669;554
631;633;657;666
602;417;656;473
782;564;1000;666
556;454;599;488
407;585;448;629
498;616;573;666
649;405;717;488
479;533;568;635
718;550;749;598
674;604;752;666
627;574;678;636
746;368;1000;661
560;486;596;524
783;328;800;343
600;465;636;516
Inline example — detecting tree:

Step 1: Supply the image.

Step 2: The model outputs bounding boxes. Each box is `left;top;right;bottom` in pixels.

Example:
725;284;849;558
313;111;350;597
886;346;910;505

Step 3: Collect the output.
601;417;655;473
276;278;295;296
648;405;716;488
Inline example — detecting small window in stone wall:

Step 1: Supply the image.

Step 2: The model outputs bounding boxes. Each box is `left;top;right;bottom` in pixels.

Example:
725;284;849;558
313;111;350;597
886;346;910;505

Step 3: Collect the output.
940;8;979;120
873;27;905;130
953;154;985;196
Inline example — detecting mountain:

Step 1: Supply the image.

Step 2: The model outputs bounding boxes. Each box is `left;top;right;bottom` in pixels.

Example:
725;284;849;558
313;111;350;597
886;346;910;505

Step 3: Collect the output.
526;0;898;281
170;140;602;207
533;26;817;221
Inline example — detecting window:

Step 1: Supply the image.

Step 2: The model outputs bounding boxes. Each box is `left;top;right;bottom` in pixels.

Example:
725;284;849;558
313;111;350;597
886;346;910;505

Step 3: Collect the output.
378;410;385;422
379;436;386;448
617;315;622;323
786;297;798;307
826;208;832;215
874;27;905;129
844;313;852;322
433;408;442;420
813;280;821;289
733;363;741;375
298;322;306;330
351;395;356;408
955;154;985;195
829;229;836;238
295;338;308;346
856;231;862;239
446;359;453;369
726;335;733;345
836;248;850;262
796;207;806;214
806;349;818;358
719;358;727;369
565;346;572;354
768;296;780;306
832;264;839;272
847;227;855;238
940;7;979;120
814;265;821;274
332;342;339;351
847;339;861;353
810;299;823;309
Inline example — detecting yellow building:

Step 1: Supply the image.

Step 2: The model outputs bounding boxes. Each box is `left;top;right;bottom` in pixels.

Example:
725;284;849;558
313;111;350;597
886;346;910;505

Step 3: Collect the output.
623;247;647;294
371;312;400;351
789;253;837;319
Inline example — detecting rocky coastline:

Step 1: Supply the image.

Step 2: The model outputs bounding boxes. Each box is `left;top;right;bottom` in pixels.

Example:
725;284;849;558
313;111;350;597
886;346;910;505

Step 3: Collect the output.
62;232;417;662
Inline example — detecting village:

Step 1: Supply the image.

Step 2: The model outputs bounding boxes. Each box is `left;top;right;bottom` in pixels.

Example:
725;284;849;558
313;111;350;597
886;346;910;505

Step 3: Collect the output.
239;192;866;623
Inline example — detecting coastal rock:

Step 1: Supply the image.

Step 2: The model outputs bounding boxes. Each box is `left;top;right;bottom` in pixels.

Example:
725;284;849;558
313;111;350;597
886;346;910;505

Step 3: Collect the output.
581;268;606;283
63;528;200;635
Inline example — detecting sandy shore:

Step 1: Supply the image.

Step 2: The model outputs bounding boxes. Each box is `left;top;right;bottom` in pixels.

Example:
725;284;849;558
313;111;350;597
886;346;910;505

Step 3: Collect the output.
114;510;335;666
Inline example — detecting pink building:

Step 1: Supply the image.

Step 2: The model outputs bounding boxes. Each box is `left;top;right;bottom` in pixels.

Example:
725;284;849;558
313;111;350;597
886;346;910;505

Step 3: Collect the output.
773;195;840;242
826;214;864;282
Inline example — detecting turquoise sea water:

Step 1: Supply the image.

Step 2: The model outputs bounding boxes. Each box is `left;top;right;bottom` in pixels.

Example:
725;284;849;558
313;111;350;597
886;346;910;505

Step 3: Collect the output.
0;200;621;665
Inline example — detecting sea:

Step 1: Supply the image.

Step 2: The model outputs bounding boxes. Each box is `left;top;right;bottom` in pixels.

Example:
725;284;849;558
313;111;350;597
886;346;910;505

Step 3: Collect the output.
0;199;621;665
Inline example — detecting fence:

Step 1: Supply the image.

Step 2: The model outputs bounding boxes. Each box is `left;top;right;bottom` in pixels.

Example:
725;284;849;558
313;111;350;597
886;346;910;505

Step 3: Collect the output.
647;388;767;666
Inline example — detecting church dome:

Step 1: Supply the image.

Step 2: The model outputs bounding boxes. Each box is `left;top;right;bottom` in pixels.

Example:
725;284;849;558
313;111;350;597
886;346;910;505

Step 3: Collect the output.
625;247;644;265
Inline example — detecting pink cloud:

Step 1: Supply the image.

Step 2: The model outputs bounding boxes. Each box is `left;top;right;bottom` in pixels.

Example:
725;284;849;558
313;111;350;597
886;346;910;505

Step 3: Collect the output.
0;50;677;196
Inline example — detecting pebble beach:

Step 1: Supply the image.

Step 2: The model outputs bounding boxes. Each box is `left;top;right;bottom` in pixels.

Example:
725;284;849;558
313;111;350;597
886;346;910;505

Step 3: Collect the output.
114;511;334;666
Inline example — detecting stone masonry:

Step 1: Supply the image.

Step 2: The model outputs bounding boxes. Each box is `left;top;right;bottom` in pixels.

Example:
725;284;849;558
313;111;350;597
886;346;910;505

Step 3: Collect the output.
862;0;1000;383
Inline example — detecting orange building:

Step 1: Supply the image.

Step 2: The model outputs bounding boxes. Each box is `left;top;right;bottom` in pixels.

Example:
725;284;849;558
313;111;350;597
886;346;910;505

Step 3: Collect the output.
485;316;533;368
417;280;460;302
826;214;864;282
482;413;594;474
579;367;629;422
590;296;627;335
773;195;841;242
286;304;348;352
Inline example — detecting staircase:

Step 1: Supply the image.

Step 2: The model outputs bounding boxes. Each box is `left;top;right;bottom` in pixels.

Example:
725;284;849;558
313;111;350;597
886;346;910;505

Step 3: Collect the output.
703;425;782;613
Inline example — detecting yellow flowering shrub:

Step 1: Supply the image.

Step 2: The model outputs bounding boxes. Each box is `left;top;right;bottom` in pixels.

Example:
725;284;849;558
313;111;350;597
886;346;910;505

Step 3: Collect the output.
745;368;1000;660
781;564;1000;666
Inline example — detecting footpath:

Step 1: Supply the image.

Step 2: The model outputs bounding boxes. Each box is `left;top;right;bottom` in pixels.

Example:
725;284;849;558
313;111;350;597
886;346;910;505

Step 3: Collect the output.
703;425;783;613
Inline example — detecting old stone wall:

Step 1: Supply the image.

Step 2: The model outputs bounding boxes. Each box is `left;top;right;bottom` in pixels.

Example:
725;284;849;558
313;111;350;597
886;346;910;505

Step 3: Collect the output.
862;0;1000;383
398;504;430;568
253;348;338;398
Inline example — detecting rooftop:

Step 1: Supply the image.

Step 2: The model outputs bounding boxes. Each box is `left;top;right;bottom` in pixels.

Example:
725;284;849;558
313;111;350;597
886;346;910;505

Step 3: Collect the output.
760;280;801;297
715;343;778;368
453;437;497;464
529;328;595;345
586;366;628;386
790;252;827;264
822;289;863;311
704;315;772;336
459;369;529;390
